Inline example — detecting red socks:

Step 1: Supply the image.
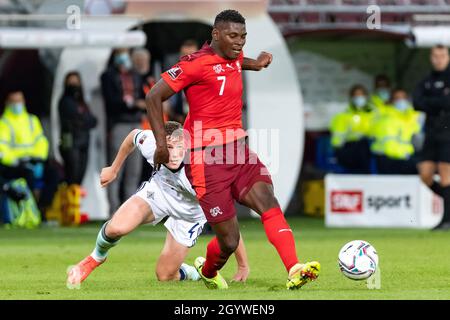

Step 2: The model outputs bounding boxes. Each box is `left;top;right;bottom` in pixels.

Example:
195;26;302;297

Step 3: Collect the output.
202;207;298;278
201;236;221;278
261;207;299;272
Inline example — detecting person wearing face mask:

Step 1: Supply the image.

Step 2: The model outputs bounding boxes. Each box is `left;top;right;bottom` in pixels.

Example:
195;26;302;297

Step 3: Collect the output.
369;88;422;175
330;84;374;173
0;90;49;185
59;71;97;186
0;90;49;228
101;48;146;215
370;74;392;113
413;44;450;230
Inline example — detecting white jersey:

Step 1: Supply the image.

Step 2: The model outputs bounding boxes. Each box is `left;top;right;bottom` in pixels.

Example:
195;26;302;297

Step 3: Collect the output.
133;130;205;224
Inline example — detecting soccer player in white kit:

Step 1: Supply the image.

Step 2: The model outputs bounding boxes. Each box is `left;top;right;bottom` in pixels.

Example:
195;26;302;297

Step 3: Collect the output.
67;121;249;286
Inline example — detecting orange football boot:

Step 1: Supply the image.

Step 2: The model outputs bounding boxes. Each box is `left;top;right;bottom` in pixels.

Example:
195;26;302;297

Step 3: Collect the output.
67;256;105;286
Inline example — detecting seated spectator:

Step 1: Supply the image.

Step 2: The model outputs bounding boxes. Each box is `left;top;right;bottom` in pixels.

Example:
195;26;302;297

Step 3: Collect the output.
369;88;422;174
0;90;49;192
369;74;392;113
330;84;373;173
0;90;49;227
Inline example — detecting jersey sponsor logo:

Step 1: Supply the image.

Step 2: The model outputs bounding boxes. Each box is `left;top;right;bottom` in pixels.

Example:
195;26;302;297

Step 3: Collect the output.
236;61;241;73
209;206;223;217
167;65;183;80
330;191;363;213
213;64;225;74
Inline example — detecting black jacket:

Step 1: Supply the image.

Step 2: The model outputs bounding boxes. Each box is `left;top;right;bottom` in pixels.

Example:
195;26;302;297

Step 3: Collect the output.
413;66;450;140
59;95;97;149
100;66;145;127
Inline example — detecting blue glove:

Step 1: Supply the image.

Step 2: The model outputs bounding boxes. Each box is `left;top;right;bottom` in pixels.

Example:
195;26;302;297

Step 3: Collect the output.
25;162;44;179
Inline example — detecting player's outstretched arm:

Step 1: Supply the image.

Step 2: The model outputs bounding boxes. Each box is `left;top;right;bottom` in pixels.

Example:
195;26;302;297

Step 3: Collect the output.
100;129;139;188
145;79;176;170
242;51;273;71
231;234;250;282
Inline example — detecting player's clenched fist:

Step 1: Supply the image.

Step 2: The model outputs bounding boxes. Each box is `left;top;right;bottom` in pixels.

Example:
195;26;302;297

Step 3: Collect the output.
257;51;272;69
100;166;117;187
153;146;170;170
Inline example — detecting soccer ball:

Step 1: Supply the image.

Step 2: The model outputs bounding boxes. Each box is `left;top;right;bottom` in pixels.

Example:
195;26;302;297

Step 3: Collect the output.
338;240;379;280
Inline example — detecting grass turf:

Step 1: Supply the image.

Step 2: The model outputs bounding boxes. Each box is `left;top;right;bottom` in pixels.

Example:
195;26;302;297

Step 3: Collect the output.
0;216;449;300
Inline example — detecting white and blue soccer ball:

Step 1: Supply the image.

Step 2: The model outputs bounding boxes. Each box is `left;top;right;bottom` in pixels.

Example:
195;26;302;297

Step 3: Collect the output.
338;240;379;281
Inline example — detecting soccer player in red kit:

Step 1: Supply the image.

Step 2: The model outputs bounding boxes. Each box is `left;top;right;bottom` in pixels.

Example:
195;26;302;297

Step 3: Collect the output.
145;9;320;289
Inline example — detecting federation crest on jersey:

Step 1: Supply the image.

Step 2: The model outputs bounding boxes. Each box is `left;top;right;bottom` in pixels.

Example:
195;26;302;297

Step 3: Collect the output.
213;64;225;74
139;133;147;145
167;65;183;80
209;206;223;217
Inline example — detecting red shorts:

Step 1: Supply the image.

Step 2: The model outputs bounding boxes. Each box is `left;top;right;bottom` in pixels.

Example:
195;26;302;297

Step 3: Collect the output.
185;138;273;224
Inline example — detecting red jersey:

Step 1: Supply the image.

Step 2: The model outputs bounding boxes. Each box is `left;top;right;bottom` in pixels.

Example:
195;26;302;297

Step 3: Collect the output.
161;43;246;149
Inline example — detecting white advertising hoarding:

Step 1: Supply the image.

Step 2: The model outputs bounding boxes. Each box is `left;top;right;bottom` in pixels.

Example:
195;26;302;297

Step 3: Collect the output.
325;174;443;229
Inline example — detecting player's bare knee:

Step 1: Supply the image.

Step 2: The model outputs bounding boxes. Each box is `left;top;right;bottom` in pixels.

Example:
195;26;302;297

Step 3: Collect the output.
105;223;128;238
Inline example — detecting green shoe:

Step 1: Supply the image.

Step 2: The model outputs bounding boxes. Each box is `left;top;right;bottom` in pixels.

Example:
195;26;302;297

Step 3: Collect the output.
286;261;320;290
194;257;228;289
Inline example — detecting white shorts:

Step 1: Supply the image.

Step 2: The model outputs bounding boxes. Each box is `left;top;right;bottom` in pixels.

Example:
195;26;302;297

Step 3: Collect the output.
134;181;206;248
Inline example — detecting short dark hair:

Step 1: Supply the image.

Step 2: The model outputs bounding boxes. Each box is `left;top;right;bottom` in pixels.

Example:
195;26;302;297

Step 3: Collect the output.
431;44;449;54
432;44;447;51
181;39;198;48
164;121;182;137
374;74;391;87
214;9;245;27
349;84;368;97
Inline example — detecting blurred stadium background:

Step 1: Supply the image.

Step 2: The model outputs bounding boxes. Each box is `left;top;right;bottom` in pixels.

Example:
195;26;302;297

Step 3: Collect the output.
0;0;447;226
1;0;450;300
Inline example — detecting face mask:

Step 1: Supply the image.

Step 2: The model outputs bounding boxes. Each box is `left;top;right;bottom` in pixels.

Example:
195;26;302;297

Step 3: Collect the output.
394;99;409;112
9;102;24;114
377;88;391;102
351;96;367;109
66;85;82;99
114;53;132;70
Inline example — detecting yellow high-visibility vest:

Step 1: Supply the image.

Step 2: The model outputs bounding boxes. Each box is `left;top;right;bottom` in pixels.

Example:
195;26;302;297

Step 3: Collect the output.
330;106;374;148
369;105;421;160
369;94;389;115
0;107;49;166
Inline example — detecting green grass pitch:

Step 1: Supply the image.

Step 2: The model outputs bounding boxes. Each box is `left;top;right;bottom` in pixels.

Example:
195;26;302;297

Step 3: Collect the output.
1;217;449;300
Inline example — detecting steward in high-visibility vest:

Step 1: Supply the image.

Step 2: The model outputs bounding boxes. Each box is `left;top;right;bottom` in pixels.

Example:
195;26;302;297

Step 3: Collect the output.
330;84;374;173
0;91;49;168
0;91;48;228
369;74;392;114
369;89;423;174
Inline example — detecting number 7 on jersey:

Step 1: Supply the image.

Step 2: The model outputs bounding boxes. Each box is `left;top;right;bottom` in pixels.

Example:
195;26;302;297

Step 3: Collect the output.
217;76;226;96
